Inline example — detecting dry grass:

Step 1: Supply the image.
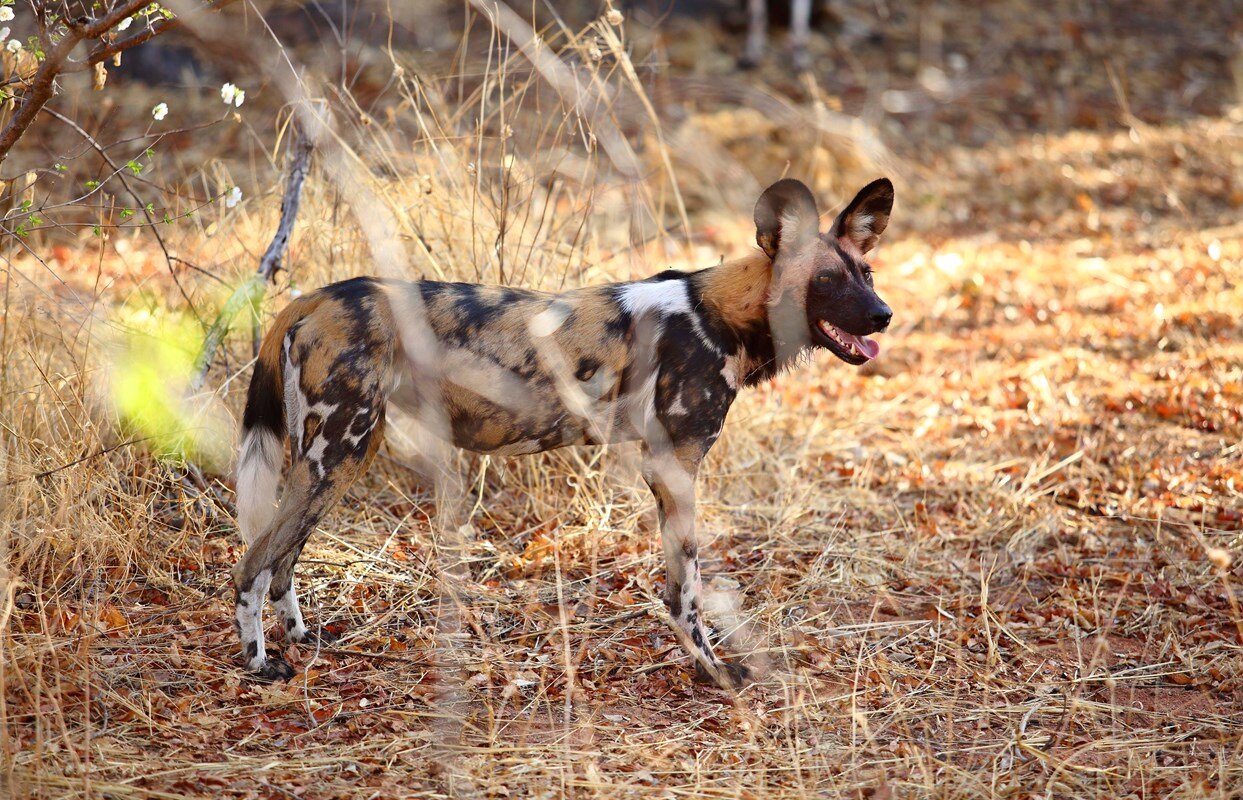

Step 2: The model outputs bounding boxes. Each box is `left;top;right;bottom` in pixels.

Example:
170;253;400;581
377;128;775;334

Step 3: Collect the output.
2;3;1242;798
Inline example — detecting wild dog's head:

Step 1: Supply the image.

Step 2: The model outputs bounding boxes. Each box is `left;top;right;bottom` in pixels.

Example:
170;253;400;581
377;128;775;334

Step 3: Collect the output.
756;178;894;366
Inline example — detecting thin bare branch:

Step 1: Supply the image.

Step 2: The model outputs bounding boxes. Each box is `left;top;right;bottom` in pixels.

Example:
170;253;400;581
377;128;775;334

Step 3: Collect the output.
190;123;314;391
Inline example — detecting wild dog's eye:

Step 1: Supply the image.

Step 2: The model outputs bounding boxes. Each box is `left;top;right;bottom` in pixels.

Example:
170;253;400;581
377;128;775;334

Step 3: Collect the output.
816;271;833;283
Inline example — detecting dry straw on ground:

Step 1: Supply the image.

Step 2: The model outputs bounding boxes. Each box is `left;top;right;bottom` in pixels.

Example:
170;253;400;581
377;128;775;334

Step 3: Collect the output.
1;3;1242;798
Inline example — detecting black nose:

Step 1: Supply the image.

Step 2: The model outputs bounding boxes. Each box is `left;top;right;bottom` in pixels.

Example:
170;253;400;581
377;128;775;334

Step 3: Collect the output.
871;307;893;331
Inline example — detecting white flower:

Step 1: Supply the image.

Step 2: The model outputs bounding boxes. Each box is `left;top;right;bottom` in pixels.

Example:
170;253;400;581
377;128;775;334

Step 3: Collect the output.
225;186;242;208
605;8;623;25
117;16;133;31
0;8;14;22
152;102;168;121
5;38;21;54
0;27;9;42
220;82;246;108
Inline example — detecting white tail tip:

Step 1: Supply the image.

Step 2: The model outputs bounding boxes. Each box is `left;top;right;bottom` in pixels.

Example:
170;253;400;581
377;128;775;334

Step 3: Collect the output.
236;428;282;545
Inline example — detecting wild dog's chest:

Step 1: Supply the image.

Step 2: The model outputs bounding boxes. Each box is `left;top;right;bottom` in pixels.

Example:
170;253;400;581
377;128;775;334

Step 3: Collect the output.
645;311;739;445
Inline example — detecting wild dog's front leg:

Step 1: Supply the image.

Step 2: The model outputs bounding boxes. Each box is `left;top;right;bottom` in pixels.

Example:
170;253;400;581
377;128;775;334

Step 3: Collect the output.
641;448;751;689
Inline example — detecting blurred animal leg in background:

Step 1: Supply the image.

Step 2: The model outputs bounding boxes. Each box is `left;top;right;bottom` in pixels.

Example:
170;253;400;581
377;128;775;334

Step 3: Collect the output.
740;0;814;70
790;0;811;70
742;0;767;68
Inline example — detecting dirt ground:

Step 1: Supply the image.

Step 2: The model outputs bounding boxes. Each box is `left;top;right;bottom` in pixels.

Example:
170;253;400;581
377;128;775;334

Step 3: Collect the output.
1;1;1241;798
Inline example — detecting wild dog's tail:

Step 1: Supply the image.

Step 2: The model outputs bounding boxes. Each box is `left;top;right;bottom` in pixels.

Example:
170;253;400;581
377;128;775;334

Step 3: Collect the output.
236;298;308;545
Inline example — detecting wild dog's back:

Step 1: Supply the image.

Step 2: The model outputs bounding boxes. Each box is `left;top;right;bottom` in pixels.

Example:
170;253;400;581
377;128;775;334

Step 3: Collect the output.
392;278;640;453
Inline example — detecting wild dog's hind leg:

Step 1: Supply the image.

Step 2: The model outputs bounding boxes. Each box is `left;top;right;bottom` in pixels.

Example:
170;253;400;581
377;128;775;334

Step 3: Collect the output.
271;409;387;646
233;404;384;679
234;287;394;679
641;445;751;689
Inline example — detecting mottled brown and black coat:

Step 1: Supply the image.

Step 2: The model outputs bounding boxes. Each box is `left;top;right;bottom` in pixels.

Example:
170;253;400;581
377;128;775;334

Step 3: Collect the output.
233;177;896;688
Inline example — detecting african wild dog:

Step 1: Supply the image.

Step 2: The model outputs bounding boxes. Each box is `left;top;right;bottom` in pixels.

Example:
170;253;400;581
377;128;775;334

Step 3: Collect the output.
233;177;895;689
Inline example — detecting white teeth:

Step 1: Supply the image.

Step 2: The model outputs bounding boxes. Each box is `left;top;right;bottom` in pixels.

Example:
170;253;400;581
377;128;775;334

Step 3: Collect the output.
818;320;846;346
819;319;869;359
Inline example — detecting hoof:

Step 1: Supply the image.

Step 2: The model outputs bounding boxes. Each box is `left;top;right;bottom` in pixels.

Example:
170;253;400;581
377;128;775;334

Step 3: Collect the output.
249;656;296;683
694;659;752;690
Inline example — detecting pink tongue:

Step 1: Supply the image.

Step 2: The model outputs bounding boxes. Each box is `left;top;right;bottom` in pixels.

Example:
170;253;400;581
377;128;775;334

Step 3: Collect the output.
845;333;880;360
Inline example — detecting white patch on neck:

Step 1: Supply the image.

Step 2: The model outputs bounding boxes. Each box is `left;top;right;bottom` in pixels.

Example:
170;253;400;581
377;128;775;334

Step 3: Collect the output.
620;277;727;356
722;354;741;390
619;279;691;316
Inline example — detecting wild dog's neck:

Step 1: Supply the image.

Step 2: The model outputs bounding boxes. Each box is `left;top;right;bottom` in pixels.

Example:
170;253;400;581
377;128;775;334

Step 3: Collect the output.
691;251;785;386
695;251;771;327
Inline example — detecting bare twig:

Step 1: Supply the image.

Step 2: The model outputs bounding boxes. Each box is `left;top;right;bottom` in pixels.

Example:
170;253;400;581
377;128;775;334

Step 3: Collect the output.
257;124;315;285
0;0;148;164
190;124;314;391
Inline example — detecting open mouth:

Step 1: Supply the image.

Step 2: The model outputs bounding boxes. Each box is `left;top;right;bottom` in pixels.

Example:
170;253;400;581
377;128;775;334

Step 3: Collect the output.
813;319;881;365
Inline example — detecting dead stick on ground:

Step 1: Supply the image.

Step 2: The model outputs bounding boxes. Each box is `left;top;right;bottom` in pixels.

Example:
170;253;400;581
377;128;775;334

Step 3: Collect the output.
191;124;314;391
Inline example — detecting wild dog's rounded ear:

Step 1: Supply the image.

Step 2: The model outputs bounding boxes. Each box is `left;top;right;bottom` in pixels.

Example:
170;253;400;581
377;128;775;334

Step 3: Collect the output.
754;178;819;260
832;178;894;254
